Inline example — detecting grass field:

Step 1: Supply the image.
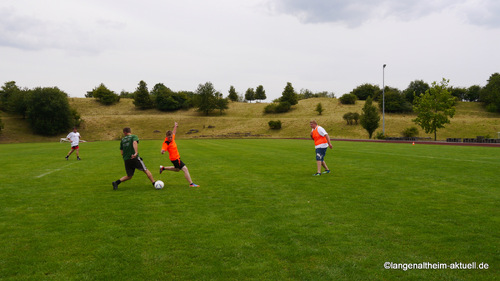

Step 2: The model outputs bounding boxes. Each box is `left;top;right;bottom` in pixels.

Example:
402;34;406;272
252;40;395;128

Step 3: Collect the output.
1;139;499;280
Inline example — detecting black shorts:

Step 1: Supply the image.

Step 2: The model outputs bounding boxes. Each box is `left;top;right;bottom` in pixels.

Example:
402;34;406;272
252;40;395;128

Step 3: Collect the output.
171;159;186;169
124;156;148;177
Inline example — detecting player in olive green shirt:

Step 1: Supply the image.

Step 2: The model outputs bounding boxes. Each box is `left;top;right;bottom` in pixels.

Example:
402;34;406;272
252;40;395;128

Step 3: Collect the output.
112;127;156;190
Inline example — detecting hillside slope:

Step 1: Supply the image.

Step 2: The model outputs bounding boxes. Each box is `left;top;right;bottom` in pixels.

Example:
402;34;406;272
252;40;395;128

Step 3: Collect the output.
1;98;499;143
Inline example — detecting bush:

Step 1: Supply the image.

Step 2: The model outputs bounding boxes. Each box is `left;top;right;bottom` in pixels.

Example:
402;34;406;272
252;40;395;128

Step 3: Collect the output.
268;120;282;130
339;93;357;104
27;87;73;136
343;112;360;125
401;126;419;138
315;102;323;115
264;101;291;113
375;132;386;140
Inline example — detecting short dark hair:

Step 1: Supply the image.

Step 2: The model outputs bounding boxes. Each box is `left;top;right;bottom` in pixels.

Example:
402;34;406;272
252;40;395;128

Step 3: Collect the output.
123;127;131;133
166;130;173;137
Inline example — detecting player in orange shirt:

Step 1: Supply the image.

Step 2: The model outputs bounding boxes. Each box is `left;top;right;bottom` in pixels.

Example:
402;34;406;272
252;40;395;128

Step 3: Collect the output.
159;122;199;187
310;120;333;176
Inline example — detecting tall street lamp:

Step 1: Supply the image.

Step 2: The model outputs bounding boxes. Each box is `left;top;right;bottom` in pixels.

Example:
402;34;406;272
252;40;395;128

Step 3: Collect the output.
382;64;386;135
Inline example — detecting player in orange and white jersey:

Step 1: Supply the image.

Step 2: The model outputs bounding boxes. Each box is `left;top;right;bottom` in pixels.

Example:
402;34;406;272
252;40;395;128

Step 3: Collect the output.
310;120;333;176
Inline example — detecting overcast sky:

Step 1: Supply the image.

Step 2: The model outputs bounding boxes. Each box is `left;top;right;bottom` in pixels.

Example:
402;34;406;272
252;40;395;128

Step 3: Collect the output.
1;0;499;100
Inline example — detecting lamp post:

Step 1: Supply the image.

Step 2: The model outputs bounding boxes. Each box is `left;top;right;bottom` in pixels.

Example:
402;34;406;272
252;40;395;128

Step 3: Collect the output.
382;64;386;135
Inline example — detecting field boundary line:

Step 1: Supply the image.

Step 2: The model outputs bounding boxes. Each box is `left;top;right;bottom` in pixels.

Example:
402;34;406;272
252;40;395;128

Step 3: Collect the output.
35;162;77;178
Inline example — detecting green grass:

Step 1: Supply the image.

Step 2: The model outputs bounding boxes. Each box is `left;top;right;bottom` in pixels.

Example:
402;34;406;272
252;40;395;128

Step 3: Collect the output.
1;139;499;280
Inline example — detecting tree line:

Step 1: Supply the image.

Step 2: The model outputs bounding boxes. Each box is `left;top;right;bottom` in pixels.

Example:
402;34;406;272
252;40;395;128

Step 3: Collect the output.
1;73;498;137
339;73;500;114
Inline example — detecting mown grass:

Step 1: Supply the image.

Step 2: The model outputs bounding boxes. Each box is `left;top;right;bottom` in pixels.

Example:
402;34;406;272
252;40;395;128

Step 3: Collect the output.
1;97;499;143
0;139;498;280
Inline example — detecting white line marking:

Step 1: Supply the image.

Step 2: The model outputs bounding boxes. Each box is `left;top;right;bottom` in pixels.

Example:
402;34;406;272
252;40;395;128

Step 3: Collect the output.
35;162;77;178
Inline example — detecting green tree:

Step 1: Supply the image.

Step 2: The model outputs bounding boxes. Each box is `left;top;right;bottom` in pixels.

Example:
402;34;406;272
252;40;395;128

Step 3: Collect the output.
315;102;323;115
403;80;430;104
0;81;21;111
450;86;467;101
89;83;120;105
119;90;134;99
413;79;456;141
479;73;500;112
380;87;412;113
466;85;481;102
26;87;74;136
245;88;255;103
255;85;267;102
8;87;31;118
339;93;357;104
195;82;217;115
351;83;381;100
360;97;380;139
215;91;229;115
228;86;239;102
280;82;298;105
133;80;154;109
151;83;178;111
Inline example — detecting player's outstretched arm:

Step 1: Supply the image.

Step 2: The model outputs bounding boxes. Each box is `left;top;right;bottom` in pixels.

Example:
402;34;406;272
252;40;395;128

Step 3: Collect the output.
172;122;178;135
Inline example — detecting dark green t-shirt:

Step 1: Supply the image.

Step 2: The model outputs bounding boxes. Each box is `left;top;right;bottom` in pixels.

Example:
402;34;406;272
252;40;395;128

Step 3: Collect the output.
120;134;139;161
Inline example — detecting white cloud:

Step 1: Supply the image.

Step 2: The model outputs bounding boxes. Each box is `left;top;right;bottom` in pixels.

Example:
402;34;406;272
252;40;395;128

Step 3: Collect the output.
266;0;500;28
0;0;499;99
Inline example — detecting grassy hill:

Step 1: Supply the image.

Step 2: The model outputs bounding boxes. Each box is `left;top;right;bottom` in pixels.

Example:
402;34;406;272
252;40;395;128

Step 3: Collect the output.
1;97;499;143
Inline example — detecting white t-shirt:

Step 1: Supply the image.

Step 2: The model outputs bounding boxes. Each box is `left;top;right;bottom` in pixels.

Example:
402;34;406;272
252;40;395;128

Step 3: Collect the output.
67;132;80;147
312;126;329;149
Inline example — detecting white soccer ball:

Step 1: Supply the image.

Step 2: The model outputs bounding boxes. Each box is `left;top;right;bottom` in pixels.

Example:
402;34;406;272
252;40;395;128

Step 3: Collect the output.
154;180;164;190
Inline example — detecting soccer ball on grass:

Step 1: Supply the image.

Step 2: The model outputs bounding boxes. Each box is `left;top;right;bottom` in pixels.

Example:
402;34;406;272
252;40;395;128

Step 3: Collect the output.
154;180;164;190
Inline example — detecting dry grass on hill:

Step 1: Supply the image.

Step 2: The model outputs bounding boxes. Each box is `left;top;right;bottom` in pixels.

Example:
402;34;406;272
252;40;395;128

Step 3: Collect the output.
1;97;499;143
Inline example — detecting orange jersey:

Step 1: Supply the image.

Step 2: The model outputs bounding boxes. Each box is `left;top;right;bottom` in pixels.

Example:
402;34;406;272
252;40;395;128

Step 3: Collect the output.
162;134;180;161
311;126;328;146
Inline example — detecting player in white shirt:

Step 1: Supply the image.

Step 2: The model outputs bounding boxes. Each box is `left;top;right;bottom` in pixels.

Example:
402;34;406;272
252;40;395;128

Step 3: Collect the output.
65;127;81;160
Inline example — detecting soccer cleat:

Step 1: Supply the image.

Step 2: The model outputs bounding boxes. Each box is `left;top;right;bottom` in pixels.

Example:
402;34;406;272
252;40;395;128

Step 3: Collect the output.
65;156;69;160
112;181;118;190
322;170;330;174
313;173;322;176
189;183;199;187
159;165;164;174
77;157;81;160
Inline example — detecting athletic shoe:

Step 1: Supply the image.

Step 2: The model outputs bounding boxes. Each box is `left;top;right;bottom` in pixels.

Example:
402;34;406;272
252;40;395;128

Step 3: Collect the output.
189;183;199;187
65;156;69;160
112;181;118;190
313;173;322;176
159;165;164;174
77;157;81;160
322;170;330;174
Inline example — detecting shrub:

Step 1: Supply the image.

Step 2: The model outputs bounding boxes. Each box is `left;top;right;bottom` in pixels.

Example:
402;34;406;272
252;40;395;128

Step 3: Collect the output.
343;112;360;125
264;103;277;113
339;93;357;104
315;102;323;115
401;126;419;138
375;132;386;140
264;101;291;113
268;120;282;130
343;112;353;125
27;87;73;136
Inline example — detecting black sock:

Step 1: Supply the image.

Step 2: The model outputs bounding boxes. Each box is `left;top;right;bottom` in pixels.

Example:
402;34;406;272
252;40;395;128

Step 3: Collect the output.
115;180;122;185
152;181;156;186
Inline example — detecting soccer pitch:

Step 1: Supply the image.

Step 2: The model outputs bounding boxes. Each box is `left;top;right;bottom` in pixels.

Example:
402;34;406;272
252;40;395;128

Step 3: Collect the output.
1;139;498;280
